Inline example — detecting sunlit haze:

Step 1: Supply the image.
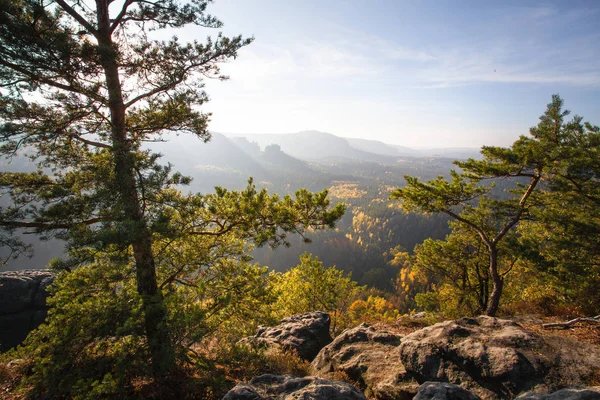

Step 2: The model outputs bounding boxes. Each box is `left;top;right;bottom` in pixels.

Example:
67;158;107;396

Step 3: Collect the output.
161;0;600;149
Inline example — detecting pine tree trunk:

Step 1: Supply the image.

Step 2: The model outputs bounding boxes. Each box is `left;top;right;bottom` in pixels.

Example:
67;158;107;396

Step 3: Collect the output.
485;245;503;316
96;0;174;378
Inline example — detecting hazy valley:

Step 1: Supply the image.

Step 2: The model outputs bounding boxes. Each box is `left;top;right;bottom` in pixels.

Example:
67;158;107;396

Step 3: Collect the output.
4;130;471;288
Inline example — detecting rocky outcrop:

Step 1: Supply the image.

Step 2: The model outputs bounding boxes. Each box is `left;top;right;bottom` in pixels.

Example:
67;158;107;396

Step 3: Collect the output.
312;323;418;399
241;312;332;361
398;316;600;399
222;374;366;400
0;269;55;351
399;316;551;399
516;386;600;399
414;381;482;400
234;315;600;400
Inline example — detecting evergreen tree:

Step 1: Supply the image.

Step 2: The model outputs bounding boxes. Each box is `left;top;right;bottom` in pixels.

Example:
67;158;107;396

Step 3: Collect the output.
412;216;520;316
518;98;600;314
0;0;344;378
391;96;578;316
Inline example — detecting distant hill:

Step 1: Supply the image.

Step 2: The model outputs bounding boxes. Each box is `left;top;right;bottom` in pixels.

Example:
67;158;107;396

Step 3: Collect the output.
262;144;315;175
347;138;410;157
395;146;481;160
230;130;481;162
150;132;274;192
237;131;401;164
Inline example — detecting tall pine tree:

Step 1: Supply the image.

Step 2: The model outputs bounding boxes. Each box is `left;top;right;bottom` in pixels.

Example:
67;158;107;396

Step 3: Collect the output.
0;0;344;377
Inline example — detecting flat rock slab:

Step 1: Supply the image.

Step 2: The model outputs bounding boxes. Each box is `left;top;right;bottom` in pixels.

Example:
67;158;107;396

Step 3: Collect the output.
312;323;418;399
241;311;332;361
399;316;550;399
516;386;600;399
414;381;482;400
222;374;367;400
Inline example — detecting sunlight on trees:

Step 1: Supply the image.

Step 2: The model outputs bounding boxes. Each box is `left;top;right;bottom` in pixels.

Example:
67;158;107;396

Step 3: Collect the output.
272;252;361;334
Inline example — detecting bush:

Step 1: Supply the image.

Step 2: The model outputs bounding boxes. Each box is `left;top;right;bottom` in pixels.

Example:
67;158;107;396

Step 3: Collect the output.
9;254;279;399
348;295;399;323
11;263;149;399
272;253;363;334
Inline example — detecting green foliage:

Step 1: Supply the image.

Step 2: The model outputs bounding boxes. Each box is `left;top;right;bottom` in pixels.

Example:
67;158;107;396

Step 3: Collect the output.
12;248;274;398
8;176;346;397
11;262;146;399
0;0;346;383
0;0;259;376
273;252;363;333
412;216;519;316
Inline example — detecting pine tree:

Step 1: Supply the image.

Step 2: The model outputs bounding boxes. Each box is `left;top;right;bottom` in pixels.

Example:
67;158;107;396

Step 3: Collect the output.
0;0;345;377
518;98;600;314
390;97;579;316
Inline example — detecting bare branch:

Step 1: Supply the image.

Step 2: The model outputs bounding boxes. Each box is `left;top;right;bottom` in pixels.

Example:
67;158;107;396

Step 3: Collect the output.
542;316;600;329
493;175;540;244
0;218;103;230
55;0;99;36
110;0;136;33
442;209;492;247
70;134;112;149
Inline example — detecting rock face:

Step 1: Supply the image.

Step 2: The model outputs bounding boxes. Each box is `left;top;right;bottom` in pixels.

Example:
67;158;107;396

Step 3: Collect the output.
242;312;332;361
516;386;600;399
399;316;550;399
312;323;418;399
414;381;482;400
222;374;367;400
0;270;55;351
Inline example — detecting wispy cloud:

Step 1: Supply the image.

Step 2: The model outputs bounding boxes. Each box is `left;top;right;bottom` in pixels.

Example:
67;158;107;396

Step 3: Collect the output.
416;43;600;88
216;40;383;93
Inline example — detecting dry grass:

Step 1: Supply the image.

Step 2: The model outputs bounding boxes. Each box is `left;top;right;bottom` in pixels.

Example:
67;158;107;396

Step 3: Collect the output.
0;359;27;400
519;315;600;346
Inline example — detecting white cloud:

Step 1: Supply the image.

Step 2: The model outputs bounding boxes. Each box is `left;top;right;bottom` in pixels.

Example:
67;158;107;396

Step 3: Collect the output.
215;39;383;94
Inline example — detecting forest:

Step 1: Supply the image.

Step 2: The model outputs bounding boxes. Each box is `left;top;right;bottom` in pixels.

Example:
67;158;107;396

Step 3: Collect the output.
0;0;599;399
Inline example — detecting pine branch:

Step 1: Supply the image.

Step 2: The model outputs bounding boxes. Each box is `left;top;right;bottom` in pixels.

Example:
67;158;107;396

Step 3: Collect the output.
55;0;99;37
0;217;103;230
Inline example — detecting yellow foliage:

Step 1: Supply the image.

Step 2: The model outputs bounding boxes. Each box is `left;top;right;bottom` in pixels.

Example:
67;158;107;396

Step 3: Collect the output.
348;296;399;324
328;182;367;199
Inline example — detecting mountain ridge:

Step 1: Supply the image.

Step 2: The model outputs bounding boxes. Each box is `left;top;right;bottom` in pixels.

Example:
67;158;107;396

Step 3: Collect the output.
221;130;481;161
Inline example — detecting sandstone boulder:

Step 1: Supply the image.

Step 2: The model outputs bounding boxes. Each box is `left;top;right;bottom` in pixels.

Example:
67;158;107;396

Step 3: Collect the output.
0;269;55;351
312;323;418;399
241;312;332;361
399;316;550;399
414;381;482;400
222;374;366;400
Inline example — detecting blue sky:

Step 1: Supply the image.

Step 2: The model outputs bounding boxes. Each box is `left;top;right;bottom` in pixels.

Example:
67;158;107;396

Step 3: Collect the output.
178;0;600;148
